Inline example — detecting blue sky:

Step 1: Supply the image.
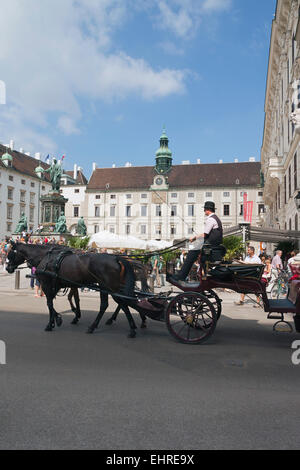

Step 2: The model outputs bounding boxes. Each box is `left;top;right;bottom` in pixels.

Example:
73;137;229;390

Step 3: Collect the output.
0;0;276;177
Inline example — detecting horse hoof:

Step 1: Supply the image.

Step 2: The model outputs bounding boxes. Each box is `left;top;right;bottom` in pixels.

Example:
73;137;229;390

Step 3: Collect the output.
71;319;79;325
45;326;53;332
128;330;136;338
106;319;113;325
56;316;63;327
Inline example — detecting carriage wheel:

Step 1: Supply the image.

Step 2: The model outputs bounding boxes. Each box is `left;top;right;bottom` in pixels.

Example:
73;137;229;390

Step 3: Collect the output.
202;290;222;320
165;292;217;345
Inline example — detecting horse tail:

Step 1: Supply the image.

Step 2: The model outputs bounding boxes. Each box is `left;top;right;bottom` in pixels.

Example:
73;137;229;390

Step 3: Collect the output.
116;256;136;296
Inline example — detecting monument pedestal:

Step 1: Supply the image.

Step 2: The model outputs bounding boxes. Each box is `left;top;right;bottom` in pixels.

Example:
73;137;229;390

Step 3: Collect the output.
40;191;69;233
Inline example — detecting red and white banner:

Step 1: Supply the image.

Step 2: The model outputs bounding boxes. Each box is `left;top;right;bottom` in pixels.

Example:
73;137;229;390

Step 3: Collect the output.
246;201;253;223
243;192;248;221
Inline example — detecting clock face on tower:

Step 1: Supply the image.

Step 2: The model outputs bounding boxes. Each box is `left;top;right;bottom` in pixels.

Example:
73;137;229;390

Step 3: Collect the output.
156;177;163;186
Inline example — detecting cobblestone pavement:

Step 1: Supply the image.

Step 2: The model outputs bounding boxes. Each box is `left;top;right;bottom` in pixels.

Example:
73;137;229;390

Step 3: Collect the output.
0;268;300;450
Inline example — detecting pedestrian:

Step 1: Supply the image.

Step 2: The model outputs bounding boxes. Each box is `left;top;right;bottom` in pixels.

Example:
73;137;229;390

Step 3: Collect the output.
159;256;165;287
235;246;262;307
272;250;283;271
150;253;161;288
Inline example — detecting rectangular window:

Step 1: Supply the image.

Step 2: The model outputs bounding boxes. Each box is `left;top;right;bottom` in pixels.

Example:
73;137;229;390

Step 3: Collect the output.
188;227;194;235
188;192;194;198
258;191;263;197
21;179;25;185
7;188;13;200
73;206;79;218
171;205;177;217
126;194;132;199
110;195;116;200
205;192;212;198
110;206;116;217
278;186;281;209
141;194;147;199
294;153;298;191
94;225;99;233
95;195;101;199
126;206;131;217
7;222;12;232
155;225;162;236
75;189;79;194
223;205;230;216
20;205;25;217
289;166;292;199
171;225;176;235
223;192;230;197
284;175;287;204
31;182;35;188
29;207;34;222
156;205;162;217
109;226;115;234
141;205;147;217
171;193;178;198
20;191;26;203
95;206;100;217
9;175;13;182
126;224;131;235
188;205;195;217
258;204;265;215
141;225;147;235
30;193;35;205
42;186;45;191
7;205;13;219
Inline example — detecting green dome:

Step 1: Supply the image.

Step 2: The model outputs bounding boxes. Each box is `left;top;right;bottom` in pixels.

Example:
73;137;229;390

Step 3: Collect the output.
156;147;172;157
1;152;12;162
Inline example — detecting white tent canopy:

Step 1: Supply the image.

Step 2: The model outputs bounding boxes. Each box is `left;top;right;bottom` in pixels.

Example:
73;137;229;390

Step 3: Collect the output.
88;231;147;250
145;239;173;251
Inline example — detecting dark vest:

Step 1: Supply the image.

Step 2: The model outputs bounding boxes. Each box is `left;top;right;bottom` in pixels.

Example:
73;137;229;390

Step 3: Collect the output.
204;214;223;246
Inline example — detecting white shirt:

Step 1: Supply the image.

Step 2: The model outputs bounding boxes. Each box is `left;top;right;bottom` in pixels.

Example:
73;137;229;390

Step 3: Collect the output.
244;254;261;264
204;213;219;235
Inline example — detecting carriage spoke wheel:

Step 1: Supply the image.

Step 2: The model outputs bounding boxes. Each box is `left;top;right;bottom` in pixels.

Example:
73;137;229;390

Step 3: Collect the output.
165;292;217;345
202;290;222;320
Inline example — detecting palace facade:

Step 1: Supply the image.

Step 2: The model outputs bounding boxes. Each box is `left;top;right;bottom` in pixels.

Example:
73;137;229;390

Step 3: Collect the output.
62;130;263;240
261;0;300;231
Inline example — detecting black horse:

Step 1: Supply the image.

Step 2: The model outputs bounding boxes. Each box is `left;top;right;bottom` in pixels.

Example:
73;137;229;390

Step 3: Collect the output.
6;242;146;338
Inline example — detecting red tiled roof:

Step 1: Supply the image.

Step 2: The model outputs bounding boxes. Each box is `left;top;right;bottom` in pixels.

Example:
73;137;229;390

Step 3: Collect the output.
0;144;51;182
65;170;88;185
87;162;261;190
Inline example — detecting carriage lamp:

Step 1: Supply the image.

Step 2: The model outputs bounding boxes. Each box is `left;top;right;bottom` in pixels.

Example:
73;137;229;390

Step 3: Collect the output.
295;191;300;211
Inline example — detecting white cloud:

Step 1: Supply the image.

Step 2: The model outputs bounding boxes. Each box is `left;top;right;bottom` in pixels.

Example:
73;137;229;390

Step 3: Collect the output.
0;0;232;153
0;0;187;152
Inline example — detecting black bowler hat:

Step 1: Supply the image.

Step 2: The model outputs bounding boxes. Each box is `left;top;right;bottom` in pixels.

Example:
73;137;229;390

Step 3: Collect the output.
204;201;216;212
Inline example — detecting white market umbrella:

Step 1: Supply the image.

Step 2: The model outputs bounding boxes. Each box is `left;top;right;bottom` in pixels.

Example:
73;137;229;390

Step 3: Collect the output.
145;239;173;251
88;231;147;250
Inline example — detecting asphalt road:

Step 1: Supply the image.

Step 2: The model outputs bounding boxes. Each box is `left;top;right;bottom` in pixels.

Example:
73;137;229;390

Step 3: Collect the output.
0;269;300;450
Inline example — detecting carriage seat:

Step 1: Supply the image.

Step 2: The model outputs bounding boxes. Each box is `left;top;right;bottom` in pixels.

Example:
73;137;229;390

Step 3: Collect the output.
201;244;227;264
268;280;300;314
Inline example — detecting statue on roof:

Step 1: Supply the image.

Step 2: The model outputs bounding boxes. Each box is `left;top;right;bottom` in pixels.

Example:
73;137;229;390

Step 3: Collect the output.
15;212;28;234
44;158;62;192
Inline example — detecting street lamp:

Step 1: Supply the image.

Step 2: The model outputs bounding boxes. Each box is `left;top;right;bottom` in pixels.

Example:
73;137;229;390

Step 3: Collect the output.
295;191;300;211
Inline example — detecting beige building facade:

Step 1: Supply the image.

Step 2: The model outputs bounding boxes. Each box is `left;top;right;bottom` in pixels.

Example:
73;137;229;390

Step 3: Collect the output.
261;0;300;232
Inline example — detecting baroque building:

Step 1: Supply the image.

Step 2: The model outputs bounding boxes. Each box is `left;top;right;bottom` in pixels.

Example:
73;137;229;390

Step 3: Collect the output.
62;130;263;240
261;0;300;232
0;143;52;240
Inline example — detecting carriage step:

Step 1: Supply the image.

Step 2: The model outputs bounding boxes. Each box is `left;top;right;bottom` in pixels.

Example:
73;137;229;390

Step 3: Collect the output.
268;313;284;321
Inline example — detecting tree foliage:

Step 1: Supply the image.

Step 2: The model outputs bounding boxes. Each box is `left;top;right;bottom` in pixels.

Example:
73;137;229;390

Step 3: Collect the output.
222;235;245;262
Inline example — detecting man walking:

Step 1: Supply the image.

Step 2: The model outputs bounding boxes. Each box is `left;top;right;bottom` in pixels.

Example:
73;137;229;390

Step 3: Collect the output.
168;201;223;285
235;246;262;306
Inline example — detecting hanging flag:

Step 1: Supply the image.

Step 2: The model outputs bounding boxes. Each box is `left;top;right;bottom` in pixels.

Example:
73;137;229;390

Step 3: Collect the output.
243;192;248;221
246;201;253;223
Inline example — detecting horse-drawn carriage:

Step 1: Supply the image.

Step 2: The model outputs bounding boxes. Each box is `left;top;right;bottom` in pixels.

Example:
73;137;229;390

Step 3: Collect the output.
6;242;300;345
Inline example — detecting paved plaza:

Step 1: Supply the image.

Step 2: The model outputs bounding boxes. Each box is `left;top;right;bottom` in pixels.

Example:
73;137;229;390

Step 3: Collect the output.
0;269;300;450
